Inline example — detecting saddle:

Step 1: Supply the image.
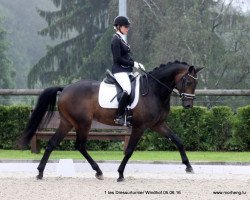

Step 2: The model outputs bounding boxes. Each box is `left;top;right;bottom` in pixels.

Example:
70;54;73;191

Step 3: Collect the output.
103;70;137;105
98;70;148;109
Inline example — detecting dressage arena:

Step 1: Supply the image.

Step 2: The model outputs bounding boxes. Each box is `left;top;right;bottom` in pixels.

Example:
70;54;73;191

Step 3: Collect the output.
0;161;249;200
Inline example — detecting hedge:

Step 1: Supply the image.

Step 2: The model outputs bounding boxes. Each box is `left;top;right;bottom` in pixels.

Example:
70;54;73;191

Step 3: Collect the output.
229;105;250;151
0;105;249;151
202;106;234;151
0;105;30;149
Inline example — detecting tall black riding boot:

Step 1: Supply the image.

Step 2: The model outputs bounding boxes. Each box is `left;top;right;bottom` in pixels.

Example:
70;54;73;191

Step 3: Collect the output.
114;91;130;126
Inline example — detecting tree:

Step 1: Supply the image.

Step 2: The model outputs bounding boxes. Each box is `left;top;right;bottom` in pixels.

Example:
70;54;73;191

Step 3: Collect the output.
138;0;250;89
0;0;58;88
28;0;112;88
0;17;14;89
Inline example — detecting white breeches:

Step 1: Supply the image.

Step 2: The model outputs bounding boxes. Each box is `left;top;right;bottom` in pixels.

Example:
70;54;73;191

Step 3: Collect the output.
113;72;131;95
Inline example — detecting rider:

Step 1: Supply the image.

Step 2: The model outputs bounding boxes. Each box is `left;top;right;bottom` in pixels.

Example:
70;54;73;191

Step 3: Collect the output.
111;16;145;126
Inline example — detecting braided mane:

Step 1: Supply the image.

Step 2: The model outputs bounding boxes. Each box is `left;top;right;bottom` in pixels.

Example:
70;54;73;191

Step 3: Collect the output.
149;60;190;75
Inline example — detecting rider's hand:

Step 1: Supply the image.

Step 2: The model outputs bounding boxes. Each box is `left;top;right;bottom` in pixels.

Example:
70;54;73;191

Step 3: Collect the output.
134;61;145;71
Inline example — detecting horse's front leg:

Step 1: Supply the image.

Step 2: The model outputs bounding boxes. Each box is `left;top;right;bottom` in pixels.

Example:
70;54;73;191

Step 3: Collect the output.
152;123;194;173
117;127;144;182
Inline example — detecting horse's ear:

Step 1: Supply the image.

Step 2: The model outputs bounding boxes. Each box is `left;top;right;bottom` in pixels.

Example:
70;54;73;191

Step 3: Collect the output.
188;66;195;73
195;67;204;73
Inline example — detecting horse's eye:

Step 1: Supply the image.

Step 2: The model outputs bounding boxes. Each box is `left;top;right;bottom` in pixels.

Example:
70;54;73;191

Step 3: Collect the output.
187;81;193;86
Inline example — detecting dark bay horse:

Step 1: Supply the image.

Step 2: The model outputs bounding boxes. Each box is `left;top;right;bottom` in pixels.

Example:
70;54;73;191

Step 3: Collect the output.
18;61;203;182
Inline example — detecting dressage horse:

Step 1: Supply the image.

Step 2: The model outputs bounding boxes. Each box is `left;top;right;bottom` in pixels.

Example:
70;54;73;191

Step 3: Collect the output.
18;60;203;182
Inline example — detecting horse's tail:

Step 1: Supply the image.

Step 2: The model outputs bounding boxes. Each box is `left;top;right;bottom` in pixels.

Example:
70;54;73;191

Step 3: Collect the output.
17;86;64;149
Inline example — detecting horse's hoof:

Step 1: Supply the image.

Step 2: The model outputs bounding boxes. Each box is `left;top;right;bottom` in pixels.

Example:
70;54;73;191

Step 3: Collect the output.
95;173;104;180
117;177;125;182
36;174;43;180
186;167;194;174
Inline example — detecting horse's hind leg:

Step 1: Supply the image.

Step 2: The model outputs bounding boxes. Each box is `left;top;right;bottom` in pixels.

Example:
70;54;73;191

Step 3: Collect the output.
75;123;103;180
37;120;72;179
152;123;194;173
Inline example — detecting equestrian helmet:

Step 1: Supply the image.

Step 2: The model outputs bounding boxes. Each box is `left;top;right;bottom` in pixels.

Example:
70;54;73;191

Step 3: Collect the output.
113;16;130;27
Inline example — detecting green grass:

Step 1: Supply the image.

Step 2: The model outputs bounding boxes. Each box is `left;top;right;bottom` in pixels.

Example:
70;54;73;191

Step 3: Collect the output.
0;150;250;162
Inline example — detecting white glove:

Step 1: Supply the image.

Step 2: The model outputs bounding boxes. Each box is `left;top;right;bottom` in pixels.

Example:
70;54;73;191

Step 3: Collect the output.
134;61;145;71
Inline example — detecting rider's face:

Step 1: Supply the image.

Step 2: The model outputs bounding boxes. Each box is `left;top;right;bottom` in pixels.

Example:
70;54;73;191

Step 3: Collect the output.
120;25;129;35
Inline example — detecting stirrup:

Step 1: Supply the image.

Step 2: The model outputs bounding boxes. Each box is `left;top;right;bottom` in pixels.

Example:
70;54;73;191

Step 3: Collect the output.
114;116;131;127
114;116;126;126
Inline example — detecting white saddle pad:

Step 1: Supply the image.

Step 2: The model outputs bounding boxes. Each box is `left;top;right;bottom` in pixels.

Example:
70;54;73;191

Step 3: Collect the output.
98;75;140;109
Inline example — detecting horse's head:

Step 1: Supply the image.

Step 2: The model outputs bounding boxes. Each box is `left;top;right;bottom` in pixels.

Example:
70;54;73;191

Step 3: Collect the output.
174;65;204;109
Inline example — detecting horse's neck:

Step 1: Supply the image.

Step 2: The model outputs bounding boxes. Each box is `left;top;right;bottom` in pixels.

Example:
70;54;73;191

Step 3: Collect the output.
149;65;180;102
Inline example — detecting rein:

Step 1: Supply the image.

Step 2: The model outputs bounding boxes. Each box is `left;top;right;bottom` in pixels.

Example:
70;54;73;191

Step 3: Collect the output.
139;68;179;96
139;67;198;100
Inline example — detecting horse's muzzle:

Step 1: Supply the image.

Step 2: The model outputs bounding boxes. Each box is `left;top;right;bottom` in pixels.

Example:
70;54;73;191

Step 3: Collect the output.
182;100;194;109
183;103;193;109
180;93;195;109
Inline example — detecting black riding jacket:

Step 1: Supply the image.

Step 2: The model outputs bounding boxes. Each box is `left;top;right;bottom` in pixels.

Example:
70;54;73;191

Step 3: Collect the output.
111;33;134;74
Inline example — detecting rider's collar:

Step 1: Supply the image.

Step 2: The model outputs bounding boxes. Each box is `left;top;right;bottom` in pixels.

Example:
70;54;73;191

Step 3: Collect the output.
116;31;126;42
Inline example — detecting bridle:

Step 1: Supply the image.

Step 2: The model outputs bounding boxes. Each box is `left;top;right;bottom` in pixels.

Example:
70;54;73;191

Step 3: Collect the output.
139;68;198;101
177;73;198;101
